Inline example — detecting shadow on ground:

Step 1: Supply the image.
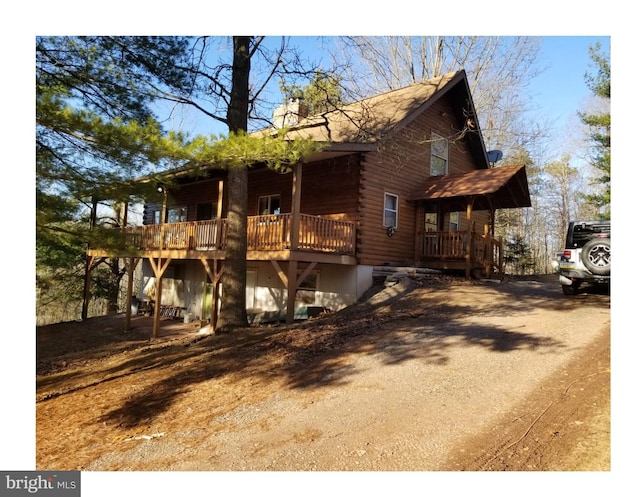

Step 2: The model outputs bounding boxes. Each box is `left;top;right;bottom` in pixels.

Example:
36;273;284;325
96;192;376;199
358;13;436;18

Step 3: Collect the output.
36;275;610;429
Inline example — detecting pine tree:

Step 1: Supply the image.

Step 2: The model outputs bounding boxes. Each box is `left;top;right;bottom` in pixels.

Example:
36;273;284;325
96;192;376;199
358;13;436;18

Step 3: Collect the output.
37;36;324;327
36;36;193;320
579;43;611;218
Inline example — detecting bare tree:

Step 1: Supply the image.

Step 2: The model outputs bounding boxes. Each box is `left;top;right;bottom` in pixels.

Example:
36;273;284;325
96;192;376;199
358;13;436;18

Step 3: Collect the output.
334;36;545;157
160;37;326;331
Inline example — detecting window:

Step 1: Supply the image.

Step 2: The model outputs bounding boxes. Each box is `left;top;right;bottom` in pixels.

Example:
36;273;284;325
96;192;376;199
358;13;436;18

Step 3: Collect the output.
258;195;281;215
430;132;448;176
425;212;438;232
449;212;460;231
167;206;187;223
196;203;215;221
153;207;187;224
384;193;399;228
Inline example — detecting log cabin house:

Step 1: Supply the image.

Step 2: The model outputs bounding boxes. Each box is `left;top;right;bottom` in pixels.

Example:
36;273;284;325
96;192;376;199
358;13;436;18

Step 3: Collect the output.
86;70;531;334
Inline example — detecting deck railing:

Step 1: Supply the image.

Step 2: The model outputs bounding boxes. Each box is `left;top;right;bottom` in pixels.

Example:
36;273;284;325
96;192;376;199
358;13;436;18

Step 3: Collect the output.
421;231;502;269
121;213;356;255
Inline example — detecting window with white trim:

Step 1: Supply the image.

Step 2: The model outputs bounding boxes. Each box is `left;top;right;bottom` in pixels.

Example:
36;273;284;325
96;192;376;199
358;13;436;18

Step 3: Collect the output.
167;206;187;223
258;194;281;215
430;132;448;176
383;192;399;228
154;206;187;224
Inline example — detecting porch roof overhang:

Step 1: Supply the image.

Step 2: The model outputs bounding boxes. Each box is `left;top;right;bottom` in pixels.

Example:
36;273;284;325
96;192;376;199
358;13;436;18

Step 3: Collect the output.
414;164;531;211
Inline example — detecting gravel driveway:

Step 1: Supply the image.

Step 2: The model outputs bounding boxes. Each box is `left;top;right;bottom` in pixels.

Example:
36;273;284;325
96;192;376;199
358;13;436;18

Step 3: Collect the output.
37;275;610;477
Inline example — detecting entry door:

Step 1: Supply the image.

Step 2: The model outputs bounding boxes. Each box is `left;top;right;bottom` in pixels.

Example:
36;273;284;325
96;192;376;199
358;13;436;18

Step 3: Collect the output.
425;212;438;232
424;212;439;256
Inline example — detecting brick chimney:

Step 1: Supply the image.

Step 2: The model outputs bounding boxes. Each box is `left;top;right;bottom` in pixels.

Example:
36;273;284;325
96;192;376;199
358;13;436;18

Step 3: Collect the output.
272;98;309;129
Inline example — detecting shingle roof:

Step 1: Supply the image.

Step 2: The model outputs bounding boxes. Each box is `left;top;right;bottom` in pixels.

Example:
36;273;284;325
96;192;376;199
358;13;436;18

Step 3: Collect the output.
417;164;531;210
264;71;462;145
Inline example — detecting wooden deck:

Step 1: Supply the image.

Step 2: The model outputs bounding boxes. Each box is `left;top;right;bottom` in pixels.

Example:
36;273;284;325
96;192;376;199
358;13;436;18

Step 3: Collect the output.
419;231;503;275
89;213;357;261
88;215;501;275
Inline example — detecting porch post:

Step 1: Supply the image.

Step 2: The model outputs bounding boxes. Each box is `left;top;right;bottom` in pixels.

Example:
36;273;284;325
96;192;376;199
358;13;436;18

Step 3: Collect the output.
217;180;224;219
290;162;302;250
216;180;224;248
121;201;128;229
483;224;491;277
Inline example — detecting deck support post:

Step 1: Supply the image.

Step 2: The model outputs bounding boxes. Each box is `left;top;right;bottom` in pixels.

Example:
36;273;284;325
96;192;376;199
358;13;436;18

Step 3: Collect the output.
148;256;172;338
124;257;141;331
200;258;224;331
81;197;99;321
271;259;317;324
286;260;298;324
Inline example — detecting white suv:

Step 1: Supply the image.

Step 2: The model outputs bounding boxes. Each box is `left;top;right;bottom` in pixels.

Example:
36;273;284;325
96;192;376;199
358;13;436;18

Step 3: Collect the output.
558;220;610;295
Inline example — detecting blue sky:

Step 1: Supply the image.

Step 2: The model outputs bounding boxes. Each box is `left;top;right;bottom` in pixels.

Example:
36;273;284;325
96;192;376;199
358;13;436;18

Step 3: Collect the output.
528;36;610;132
167;36;610;150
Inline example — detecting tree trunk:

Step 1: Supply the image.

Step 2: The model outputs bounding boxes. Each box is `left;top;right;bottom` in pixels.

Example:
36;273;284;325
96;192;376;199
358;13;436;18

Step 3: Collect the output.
216;36;251;332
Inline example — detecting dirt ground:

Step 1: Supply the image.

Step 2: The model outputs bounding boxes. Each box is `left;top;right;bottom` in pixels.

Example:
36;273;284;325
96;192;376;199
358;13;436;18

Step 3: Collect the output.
35;274;611;477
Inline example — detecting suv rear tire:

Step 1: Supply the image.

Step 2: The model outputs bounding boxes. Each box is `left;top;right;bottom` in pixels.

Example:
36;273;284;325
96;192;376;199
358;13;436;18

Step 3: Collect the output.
562;282;580;295
581;238;611;276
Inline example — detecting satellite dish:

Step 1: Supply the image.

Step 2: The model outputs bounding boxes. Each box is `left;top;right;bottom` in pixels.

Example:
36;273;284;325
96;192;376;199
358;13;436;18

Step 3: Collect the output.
487;150;503;164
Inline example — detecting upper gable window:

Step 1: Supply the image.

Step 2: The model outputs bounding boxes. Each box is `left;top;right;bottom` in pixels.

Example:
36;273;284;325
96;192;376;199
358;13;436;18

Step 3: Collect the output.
430;132;448;176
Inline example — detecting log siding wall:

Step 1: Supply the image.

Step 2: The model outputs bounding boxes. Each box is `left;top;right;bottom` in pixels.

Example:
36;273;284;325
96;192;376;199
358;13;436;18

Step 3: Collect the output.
145;155;362;227
139;94;491;268
356;97;490;266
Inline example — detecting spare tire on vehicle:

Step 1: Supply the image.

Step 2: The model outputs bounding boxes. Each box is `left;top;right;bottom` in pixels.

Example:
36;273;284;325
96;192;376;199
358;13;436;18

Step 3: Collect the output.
581;238;611;275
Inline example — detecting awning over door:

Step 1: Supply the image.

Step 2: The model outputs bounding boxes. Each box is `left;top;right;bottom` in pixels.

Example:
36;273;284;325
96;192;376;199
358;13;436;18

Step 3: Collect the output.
416;164;531;210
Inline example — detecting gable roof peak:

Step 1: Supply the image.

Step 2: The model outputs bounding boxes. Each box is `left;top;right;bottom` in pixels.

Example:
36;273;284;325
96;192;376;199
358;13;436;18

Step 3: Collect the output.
274;70;468;146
